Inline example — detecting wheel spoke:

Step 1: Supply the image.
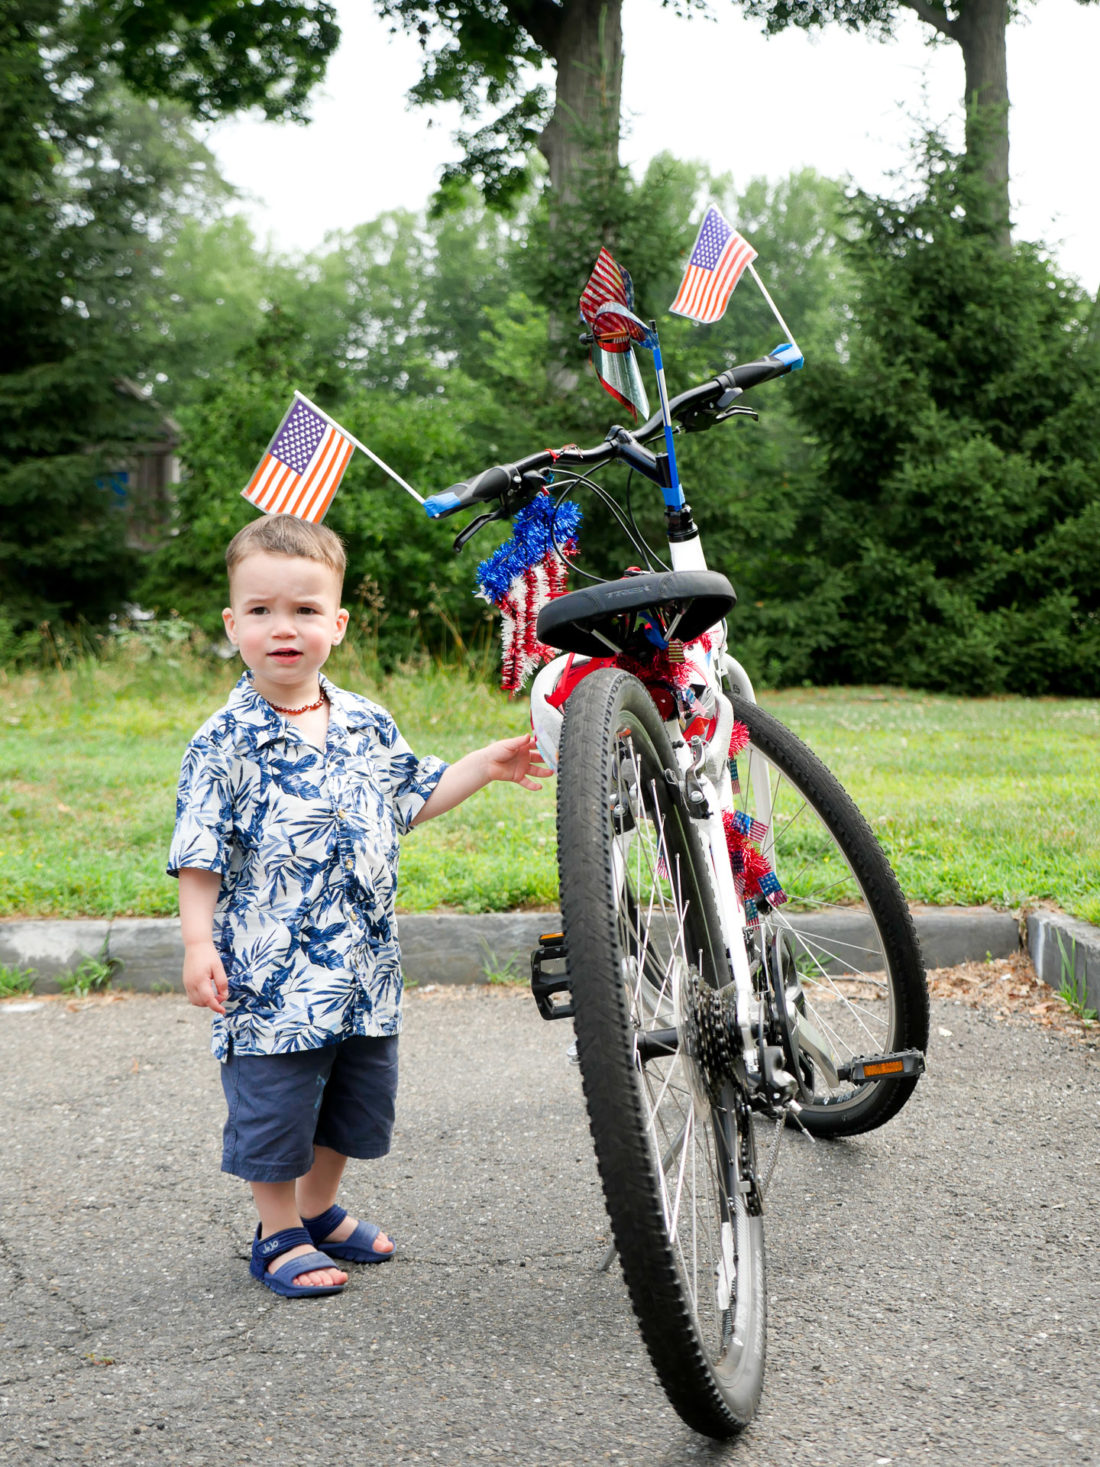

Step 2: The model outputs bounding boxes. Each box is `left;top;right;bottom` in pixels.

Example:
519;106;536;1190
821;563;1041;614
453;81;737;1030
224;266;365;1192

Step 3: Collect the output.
731;696;927;1131
559;671;774;1434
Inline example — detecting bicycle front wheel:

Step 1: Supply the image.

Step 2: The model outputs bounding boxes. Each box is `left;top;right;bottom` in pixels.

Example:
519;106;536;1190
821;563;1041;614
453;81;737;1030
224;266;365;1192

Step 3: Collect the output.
557;669;766;1440
730;695;930;1137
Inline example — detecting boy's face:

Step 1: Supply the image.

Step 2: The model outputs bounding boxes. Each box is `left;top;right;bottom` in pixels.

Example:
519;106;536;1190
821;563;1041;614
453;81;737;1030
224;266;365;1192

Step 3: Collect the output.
223;551;349;702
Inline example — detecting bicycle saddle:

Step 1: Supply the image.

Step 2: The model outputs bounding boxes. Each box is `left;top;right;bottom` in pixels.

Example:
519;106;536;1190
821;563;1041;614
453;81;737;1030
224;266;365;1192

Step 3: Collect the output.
536;569;737;657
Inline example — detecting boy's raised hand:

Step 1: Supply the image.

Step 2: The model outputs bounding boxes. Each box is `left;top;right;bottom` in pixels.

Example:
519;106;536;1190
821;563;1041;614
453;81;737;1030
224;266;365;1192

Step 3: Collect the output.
413;732;553;825
483;732;553;791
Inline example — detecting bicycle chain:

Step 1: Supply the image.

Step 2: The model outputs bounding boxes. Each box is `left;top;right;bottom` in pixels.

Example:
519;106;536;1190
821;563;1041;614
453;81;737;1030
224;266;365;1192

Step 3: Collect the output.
757;1112;786;1197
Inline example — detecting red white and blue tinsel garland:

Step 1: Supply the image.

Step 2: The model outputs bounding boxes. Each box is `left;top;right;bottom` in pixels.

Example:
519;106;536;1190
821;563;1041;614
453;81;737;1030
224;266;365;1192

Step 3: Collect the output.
476;491;582;693
722;720;788;925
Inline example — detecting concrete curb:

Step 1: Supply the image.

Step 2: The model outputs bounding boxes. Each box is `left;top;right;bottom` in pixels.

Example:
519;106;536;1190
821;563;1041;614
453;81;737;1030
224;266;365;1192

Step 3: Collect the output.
1025;909;1100;1017
0;902;1058;997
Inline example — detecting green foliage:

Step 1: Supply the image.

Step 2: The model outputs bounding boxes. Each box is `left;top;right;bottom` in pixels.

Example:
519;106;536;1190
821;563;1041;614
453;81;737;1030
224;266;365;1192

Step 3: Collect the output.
0;0;336;637
479;944;527;986
57;950;115;998
752;141;1100;693
1053;931;1098;1024
69;0;340;123
135;294;504;658
0;963;36;998
371;1;555;207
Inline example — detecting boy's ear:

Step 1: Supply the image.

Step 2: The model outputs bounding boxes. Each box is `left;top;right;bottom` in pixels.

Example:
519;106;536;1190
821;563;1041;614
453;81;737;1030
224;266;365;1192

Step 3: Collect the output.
222;606;239;645
332;607;350;645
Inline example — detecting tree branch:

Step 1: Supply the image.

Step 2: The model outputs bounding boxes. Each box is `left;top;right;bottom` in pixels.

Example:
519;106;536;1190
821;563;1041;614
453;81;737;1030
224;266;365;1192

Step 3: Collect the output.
500;0;565;55
896;0;957;38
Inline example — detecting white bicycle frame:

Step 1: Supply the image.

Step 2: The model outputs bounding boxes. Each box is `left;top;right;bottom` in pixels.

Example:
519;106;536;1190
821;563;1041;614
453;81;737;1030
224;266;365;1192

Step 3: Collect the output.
529;532;783;1088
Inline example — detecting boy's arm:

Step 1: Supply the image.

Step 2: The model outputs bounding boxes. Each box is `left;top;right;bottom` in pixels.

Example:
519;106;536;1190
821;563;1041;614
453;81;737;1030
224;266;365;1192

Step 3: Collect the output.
178;867;229;1015
412;733;551;826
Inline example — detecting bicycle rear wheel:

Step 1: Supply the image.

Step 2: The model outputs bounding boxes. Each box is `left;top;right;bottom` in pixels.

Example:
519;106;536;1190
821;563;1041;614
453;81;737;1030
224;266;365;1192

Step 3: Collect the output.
557;669;766;1440
730;695;930;1137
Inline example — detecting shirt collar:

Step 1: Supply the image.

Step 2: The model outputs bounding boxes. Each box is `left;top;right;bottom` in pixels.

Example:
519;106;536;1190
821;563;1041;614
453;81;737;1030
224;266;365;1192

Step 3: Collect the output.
226;671;377;748
320;673;382;742
227;672;307;749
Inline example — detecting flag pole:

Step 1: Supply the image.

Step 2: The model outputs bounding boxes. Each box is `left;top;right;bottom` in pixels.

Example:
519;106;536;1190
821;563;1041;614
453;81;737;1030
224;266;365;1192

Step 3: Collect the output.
747;263;800;357
293;390;424;505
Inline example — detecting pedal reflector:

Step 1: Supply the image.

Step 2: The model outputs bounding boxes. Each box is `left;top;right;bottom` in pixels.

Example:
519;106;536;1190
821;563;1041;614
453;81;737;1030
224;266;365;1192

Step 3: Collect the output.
836;1049;925;1085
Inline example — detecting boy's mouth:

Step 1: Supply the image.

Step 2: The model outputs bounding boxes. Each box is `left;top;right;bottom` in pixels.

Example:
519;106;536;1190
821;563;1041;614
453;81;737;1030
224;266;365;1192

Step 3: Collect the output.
269;649;302;661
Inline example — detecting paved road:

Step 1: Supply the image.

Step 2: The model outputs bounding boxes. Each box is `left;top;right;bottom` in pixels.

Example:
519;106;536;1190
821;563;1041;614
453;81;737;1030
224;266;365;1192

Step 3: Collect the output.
1;985;1097;1466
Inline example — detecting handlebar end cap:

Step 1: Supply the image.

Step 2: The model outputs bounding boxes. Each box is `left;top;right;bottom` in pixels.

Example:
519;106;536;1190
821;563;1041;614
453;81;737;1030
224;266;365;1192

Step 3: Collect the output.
771;342;805;371
424;491;463;519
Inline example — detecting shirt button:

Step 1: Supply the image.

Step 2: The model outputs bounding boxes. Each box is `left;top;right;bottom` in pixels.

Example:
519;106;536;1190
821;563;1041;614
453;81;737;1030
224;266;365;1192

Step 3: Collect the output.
338;808;347;819
344;858;353;870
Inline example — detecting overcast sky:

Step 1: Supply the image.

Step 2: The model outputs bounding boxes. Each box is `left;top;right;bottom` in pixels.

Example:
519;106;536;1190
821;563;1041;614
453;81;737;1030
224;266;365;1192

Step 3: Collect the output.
208;0;1098;292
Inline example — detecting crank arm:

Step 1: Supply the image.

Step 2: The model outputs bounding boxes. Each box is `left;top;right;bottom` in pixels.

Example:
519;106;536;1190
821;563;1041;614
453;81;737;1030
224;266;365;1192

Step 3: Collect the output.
791;1011;841;1090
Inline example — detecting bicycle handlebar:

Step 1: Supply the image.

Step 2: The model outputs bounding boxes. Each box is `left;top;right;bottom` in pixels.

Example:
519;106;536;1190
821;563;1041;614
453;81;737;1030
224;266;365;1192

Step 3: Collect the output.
423;342;803;520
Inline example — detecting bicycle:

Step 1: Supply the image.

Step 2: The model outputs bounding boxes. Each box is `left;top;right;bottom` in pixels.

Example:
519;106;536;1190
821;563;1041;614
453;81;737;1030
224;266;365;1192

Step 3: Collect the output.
421;323;930;1439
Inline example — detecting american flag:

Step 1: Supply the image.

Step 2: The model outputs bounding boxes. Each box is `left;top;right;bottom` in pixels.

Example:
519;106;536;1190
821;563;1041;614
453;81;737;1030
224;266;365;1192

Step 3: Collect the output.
669;207;757;324
579;247;633;326
242;396;354;523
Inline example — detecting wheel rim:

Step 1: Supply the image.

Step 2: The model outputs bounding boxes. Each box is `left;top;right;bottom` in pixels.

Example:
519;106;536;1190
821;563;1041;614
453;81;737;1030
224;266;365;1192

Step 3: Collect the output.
738;739;901;1114
610;718;763;1382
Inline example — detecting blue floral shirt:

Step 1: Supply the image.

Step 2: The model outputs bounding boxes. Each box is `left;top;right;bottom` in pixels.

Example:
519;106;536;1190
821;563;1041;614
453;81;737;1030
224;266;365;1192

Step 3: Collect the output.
167;672;447;1060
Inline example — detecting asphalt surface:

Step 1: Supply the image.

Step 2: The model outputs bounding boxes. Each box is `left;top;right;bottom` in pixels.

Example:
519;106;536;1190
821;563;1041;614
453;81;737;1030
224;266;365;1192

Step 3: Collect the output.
1;985;1098;1467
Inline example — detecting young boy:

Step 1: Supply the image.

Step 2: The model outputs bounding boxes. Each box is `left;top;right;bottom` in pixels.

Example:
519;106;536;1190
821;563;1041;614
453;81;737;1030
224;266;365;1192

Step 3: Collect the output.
169;514;550;1298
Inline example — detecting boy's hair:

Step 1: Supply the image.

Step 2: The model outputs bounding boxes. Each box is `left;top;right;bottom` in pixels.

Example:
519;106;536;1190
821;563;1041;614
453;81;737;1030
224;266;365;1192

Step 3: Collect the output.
226;516;346;592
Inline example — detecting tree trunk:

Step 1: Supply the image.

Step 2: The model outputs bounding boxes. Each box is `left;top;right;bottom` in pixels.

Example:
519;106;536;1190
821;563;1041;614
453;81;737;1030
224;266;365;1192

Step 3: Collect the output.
530;0;624;380
902;0;1011;247
537;0;623;207
953;0;1012;247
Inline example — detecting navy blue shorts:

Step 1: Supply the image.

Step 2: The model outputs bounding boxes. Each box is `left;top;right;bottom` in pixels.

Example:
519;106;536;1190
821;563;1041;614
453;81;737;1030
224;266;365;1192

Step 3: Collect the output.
219;1035;399;1183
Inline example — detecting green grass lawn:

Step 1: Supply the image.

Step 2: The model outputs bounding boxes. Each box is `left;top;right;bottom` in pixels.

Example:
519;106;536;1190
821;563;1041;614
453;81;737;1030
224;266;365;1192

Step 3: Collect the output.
6;649;1098;924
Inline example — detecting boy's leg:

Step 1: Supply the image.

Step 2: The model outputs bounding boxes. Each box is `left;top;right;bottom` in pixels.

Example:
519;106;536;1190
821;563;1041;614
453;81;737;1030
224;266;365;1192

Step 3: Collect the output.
251;1179;349;1289
296;1145;394;1255
297;1036;399;1255
220;1047;350;1288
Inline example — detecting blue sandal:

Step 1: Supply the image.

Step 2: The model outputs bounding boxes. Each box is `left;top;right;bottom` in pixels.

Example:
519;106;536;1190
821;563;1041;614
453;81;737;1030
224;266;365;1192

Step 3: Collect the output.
250;1225;346;1298
303;1205;395;1264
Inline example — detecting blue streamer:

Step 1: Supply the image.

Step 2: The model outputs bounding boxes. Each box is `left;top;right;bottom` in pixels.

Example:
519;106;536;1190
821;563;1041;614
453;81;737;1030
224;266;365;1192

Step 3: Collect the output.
476;493;583;605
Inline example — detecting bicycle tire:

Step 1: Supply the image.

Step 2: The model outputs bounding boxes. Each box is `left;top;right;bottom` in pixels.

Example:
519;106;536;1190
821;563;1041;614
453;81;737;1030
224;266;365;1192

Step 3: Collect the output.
729;695;930;1137
557;668;766;1439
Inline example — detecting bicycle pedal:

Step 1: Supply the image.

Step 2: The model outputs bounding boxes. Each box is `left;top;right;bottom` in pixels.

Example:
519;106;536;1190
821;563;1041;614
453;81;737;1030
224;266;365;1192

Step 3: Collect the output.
835;1049;926;1085
530;932;574;1021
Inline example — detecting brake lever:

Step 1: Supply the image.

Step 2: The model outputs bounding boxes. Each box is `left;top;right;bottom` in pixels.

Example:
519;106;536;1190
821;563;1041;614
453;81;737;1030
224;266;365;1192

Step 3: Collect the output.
713;405;760;425
678;404;760;434
452;507;506;553
450;470;548;553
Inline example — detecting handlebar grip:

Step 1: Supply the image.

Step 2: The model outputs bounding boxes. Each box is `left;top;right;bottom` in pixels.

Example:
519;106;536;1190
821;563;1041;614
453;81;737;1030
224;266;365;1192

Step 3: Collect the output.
721;343;804;392
424;463;517;519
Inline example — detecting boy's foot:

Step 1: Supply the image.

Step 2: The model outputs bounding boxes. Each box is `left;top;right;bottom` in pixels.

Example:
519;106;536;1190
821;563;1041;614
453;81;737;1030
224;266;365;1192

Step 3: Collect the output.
321;1211;393;1255
267;1241;349;1290
303;1204;394;1262
249;1225;347;1296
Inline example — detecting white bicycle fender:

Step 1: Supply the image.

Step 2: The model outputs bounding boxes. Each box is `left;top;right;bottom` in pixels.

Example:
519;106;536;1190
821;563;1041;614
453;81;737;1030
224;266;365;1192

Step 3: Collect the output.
529;654;576;772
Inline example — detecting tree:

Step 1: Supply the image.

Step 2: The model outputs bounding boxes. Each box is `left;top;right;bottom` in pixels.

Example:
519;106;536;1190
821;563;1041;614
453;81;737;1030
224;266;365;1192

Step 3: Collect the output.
758;141;1100;693
69;0;340;121
0;0;340;636
373;0;635;210
737;0;1098;248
